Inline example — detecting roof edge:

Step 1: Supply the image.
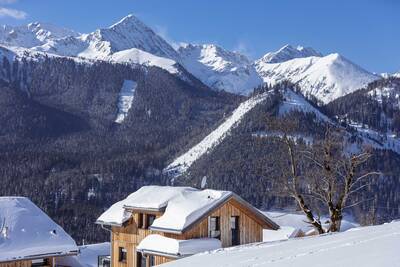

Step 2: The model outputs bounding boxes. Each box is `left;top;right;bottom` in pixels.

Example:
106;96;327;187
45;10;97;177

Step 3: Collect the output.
148;226;182;234
0;251;79;263
95;220;123;227
136;249;181;259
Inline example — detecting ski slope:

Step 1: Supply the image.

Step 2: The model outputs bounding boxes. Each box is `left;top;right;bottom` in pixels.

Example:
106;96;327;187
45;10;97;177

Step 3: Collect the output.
161;221;400;267
115;80;137;123
164;92;271;177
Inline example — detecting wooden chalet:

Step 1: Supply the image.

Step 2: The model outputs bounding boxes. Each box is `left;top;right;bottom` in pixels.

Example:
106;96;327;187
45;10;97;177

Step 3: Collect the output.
96;186;279;267
0;197;78;267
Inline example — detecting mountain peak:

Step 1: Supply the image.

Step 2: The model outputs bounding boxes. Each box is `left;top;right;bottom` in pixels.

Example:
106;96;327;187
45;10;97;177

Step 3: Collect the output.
258;44;322;64
108;14;147;30
78;14;179;60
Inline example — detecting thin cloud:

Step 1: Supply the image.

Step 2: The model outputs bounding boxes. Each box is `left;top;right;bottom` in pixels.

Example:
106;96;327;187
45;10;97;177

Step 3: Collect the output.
233;40;254;59
0;7;27;19
154;25;181;50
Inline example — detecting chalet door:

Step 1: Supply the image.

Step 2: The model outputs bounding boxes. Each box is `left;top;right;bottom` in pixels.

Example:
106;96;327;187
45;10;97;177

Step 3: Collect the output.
230;216;240;246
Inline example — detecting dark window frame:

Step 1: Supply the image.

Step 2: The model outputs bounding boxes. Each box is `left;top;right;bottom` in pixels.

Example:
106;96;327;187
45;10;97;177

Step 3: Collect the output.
138;213;143;228
118;247;127;263
146;214;156;228
149;255;155;267
209;216;221;239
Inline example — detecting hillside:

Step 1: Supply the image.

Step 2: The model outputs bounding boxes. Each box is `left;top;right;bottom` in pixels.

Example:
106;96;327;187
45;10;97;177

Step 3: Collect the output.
171;85;400;224
0;45;240;243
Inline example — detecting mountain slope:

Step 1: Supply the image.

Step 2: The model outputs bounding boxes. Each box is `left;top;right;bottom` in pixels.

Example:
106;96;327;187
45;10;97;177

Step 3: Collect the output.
178;44;262;95
29;15;182;76
0;22;78;48
0;45;241;243
164;90;270;177
259;44;322;64
78;14;179;60
255;53;379;103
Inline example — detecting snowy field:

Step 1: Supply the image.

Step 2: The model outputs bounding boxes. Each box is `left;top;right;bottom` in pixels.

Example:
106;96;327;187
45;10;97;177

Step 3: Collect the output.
161;221;400;267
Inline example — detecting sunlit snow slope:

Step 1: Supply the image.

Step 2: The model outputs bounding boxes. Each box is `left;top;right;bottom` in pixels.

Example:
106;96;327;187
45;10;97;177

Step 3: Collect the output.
178;44;262;95
161;221;400;267
164;92;271;177
255;53;379;104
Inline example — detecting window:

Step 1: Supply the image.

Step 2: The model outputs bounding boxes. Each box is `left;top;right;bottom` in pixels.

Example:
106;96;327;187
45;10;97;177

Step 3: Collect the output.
209;216;220;239
231;216;240;246
147;214;156;228
149;255;155;267
31;259;50;267
98;256;111;267
118;247;127;262
138;213;143;228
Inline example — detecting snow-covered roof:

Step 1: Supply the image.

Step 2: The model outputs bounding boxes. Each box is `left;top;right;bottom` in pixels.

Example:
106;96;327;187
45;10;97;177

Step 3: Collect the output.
56;242;110;267
160;221;400;267
96;186;279;232
137;234;221;258
0;197;78;262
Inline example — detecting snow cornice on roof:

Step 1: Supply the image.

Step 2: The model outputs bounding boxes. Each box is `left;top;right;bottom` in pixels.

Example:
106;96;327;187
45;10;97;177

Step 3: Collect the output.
96;186;279;233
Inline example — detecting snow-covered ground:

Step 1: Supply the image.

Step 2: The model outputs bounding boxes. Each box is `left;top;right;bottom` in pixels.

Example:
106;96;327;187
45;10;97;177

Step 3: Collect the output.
263;211;359;242
164;91;271;177
115;80;137;123
161;221;400;267
56;242;110;267
0;197;78;262
348;122;400;155
279;89;330;122
110;48;179;74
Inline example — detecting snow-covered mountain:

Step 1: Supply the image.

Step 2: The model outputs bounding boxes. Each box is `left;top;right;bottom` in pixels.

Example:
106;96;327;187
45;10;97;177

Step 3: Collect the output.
78;14;179;60
258;44;322;64
33;15;179;60
0;16;384;101
255;52;379;103
0;22;79;48
178;44;262;95
6;15;182;76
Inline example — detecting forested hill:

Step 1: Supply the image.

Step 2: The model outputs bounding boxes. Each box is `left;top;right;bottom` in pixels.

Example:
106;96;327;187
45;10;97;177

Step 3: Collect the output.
172;84;400;227
0;49;241;243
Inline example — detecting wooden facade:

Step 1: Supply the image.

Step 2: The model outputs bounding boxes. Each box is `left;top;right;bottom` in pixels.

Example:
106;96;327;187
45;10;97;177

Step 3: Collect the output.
111;198;276;267
0;257;54;267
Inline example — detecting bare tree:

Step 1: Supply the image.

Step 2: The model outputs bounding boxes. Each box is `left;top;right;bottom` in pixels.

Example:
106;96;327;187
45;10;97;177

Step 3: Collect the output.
280;127;379;233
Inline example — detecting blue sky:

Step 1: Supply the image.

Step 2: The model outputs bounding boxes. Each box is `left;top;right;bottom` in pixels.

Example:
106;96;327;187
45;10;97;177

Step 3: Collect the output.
0;0;399;73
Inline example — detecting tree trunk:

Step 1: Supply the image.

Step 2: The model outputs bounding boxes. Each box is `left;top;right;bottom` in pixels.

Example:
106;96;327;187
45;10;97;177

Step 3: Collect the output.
328;208;343;232
295;194;325;234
